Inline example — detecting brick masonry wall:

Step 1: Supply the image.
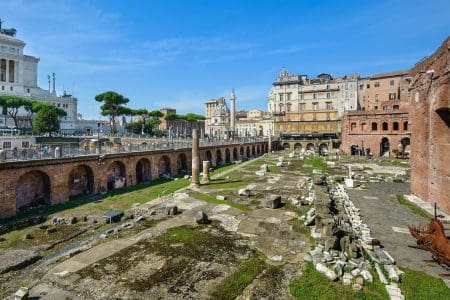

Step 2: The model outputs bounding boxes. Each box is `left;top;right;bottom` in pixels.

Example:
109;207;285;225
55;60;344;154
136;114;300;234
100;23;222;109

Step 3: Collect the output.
409;37;450;214
0;142;267;218
341;110;411;156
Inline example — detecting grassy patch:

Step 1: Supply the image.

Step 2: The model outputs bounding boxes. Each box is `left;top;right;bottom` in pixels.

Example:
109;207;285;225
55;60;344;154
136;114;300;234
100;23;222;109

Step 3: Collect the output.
211;253;266;300
303;156;327;173
0;178;190;225
396;195;431;219
399;267;450;300
289;263;389;300
188;191;251;211
378;158;410;168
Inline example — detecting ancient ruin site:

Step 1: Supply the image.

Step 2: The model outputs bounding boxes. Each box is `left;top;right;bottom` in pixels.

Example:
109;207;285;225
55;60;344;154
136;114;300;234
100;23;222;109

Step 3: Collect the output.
1;2;450;300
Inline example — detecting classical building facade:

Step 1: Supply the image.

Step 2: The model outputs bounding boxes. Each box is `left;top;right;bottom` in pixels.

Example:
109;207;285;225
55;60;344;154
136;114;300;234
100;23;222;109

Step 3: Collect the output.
268;70;358;152
204;96;231;138
409;37;450;214
0;21;104;134
341;70;412;157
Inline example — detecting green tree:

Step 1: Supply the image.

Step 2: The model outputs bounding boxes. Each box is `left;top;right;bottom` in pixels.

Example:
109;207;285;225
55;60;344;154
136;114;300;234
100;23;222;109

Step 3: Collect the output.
148;110;164;119
0;95;31;128
95;91;130;134
33;105;67;135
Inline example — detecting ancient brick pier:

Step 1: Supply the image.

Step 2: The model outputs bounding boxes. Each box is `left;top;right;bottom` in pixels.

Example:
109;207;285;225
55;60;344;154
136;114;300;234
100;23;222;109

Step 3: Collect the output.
0;141;268;218
409;37;450;214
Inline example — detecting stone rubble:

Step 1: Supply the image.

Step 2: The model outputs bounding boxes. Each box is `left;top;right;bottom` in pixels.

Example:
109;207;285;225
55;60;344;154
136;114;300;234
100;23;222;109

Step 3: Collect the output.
301;169;406;298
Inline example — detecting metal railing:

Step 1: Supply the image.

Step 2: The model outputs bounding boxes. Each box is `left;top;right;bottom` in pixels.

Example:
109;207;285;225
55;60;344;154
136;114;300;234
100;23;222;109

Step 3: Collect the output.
0;137;267;162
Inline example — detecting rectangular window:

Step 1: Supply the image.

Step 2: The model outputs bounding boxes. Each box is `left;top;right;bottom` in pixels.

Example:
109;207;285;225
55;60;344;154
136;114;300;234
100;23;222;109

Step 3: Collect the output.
312;102;318;110
313;93;317;99
326;84;330;90
2;106;6;115
279;94;283;101
300;93;304;100
0;59;6;82
22;141;29;148
390;80;395;86
326;102;332;109
374;82;380;87
57;103;60;107
326;92;330;99
359;84;364;90
299;103;305;110
287;93;291;101
389;93;396;100
375;94;379;101
366;84;370;88
2;141;11;149
8;60;14;82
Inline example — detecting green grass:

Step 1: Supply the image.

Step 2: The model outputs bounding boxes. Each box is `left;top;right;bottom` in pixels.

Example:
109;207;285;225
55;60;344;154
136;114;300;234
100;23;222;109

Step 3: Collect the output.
188;190;251;211
303;156;327;173
378;158;410;168
289;263;389;300
396;195;431;219
399;267;450;300
211;253;266;300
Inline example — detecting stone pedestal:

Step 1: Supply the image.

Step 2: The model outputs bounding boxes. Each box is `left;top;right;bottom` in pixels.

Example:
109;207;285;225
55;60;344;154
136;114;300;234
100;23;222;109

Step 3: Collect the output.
191;129;200;186
202;161;211;183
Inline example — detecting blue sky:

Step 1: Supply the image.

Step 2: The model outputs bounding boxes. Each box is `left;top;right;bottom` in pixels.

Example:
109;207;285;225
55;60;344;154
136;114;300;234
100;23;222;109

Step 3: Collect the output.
1;0;449;119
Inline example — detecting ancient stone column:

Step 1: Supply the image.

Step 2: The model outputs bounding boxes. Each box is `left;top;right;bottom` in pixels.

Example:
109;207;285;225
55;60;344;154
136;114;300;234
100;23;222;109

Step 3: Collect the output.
230;89;236;139
203;161;211;183
191;129;200;186
268;135;272;153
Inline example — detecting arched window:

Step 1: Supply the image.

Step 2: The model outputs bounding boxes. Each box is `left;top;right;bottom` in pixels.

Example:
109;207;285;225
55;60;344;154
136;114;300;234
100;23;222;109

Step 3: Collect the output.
393;105;399;110
371;122;378;131
382;122;388;130
403;121;408;131
393;122;399;130
360;122;367;131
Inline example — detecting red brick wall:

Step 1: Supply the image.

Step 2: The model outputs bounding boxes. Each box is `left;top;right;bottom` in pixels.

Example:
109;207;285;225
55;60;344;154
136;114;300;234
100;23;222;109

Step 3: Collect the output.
409;37;450;214
341;110;411;156
0;142;267;218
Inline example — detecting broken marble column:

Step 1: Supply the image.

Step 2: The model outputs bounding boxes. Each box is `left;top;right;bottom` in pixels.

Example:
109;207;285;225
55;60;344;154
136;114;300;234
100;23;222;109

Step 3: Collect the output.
268;135;272;152
191;129;200;186
202;160;211;183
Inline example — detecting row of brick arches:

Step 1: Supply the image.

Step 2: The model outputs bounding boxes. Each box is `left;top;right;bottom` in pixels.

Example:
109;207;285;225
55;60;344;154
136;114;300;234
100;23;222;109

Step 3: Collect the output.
282;142;330;153
11;143;268;215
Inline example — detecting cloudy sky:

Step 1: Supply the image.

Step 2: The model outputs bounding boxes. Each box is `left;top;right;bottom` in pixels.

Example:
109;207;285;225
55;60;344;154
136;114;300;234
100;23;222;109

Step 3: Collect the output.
1;0;449;119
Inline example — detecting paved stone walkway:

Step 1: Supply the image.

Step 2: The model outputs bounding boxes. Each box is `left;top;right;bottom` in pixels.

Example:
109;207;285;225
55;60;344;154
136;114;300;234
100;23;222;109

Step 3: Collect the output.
347;182;450;287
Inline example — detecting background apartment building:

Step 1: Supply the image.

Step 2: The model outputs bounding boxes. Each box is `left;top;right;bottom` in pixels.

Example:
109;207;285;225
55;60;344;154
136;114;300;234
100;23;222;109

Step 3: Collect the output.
267;69;358;152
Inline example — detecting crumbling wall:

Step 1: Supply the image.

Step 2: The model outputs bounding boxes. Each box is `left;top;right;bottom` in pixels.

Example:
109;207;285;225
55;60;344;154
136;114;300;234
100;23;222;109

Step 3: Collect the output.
409;37;450;213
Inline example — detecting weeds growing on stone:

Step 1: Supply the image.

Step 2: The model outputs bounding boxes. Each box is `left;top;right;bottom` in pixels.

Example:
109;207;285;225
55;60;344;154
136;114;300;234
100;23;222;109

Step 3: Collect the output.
188;190;251;211
396;195;431;219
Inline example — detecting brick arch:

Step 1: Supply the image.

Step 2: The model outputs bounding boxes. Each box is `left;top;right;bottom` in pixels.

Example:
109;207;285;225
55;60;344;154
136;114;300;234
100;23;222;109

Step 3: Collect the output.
306;143;315;151
282;142;290;150
225;148;231;163
233;147;238;161
136;158;151;184
240;146;245;157
106;160;126;191
68;164;94;197
246;146;251;157
177;153;188;174
216;149;223;165
159;155;172;177
16;170;51;213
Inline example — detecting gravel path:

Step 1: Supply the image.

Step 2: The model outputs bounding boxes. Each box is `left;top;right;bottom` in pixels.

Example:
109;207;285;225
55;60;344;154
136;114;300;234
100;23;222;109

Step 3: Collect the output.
347;182;450;286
